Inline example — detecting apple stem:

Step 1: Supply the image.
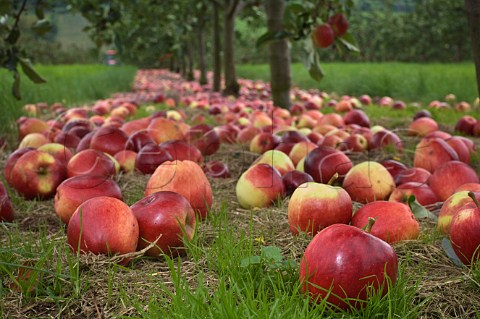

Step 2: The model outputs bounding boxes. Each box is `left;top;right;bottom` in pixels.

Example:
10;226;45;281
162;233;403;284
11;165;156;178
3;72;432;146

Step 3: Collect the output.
327;172;339;186
363;217;376;233
468;191;480;209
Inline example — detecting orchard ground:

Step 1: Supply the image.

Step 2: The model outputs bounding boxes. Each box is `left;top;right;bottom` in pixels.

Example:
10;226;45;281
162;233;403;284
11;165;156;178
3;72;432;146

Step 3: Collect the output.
1;65;480;318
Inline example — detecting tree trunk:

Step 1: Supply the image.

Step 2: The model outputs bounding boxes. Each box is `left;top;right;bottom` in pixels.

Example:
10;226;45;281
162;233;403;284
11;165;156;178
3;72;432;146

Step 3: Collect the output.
265;0;291;108
465;0;480;98
213;2;222;92
223;1;240;96
198;20;208;85
186;43;194;81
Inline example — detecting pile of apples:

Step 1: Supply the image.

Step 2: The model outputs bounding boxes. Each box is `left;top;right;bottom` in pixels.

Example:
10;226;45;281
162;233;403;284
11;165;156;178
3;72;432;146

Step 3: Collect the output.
2;69;479;311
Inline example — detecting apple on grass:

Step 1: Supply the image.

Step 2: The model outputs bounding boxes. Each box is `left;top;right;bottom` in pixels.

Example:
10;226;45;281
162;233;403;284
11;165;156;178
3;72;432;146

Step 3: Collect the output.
428;161;479;202
236;163;285;209
300;222;398;310
114;150;137;173
380;159;407;181
145;160;213;219
304;145;353;184
3;147;35;185
10;150;66;199
135;143;173;175
413;137;458;173
159;140;203;164
67;196;139;265
252;150;295;176
131;191;196;257
186;124;220;156
0;181;14;222
352;201;420;244
449;192;480;266
288;181;352;236
389;182;439;206
437;191;480;234
54;175;123;224
67;149;116;178
37;143;74;168
282;171;314;196
342;161;395;204
203;161;231;178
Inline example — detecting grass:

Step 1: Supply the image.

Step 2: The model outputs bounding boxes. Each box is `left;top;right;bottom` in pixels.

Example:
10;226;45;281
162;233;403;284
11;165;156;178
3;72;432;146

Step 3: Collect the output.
237;62;478;105
1;64;480;317
0;64;137;135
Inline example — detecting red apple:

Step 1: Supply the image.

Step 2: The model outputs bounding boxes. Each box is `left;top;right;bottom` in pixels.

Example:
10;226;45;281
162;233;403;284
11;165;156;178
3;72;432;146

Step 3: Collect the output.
446;136;471;164
145;160;213;219
395;167;431;186
3;147;35;185
380;159;407;180
159;140;203;164
37;143;74;168
249;132;280;154
408;117;439;136
185;124;220;156
75;130;96;153
455;183;480;193
282;171;314;196
299;223;398;310
237;126;261;144
17;117;49;139
342;161;395;204
203;160;231;178
428;161;479;201
89;126;129;156
369;130;402;153
328;13;349;36
455;115;477;135
67;196;139;265
312;23;335;48
413;109;432;120
125;131;156;152
389;182;439;206
18;133;49;149
413;137;458;173
343;109;370;127
288;140;318;166
10;150;66;199
114;150;137;173
437;191;480;234
0;181;14;222
352;201;420;244
67;149;116;178
135;143;173;175
288;182;352;235
54;175;123;224
449;193;480;265
131;191;196;257
339;133;368;153
235;163;285;209
147;117;184;144
304;146;353;184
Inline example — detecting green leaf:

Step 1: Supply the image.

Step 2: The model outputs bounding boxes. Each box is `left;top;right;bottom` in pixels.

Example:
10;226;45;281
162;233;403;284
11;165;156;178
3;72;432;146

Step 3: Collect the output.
19;58;47;84
261;246;282;262
12;71;20;100
31;19;53;36
308;60;324;82
6;27;20;45
336;32;360;54
240;255;261;267
442;238;464;267
256;31;291;48
407;195;438;221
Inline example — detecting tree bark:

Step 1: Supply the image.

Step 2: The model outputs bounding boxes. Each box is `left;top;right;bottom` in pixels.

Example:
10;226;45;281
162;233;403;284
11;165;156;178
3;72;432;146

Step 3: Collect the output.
213;2;222;92
223;0;240;96
186;43;194;81
465;0;480;98
198;21;208;85
265;0;291;108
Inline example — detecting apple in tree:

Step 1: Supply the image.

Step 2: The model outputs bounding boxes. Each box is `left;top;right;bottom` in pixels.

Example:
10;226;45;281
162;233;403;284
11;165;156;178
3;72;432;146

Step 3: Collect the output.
342;161;395;204
437;191;480;234
288;181;352;235
389;182;439;206
54;175;123;224
67;149;116;178
312;23;335;48
145;160;213;219
235;163;285;209
67;196;139;265
300;222;398;310
328;13;349;36
352;201;420;244
449;192;480;266
0;181;14;222
131;191;196;257
428;161;479;201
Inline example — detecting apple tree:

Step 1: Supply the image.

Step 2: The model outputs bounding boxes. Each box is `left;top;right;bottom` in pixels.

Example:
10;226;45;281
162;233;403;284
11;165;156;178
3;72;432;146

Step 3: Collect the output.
258;0;359;108
0;0;53;100
465;0;480;99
